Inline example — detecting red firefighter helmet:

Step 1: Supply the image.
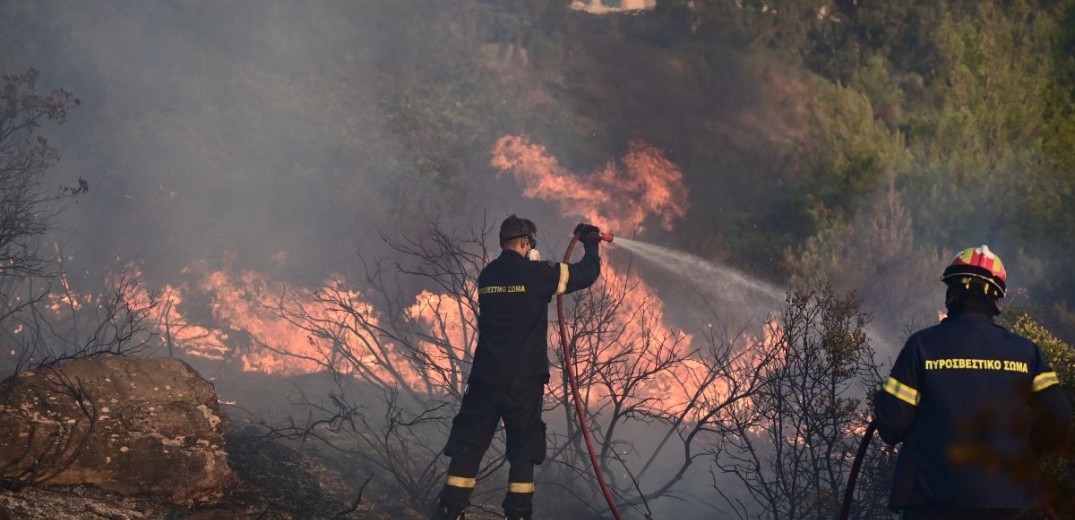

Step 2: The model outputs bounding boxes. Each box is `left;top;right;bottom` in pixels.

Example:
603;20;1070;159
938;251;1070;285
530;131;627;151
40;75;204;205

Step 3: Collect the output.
941;245;1007;297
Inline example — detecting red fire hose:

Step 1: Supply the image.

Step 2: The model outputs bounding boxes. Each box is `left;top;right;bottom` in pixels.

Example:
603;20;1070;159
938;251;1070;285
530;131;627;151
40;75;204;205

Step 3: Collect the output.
557;231;623;520
838;420;876;520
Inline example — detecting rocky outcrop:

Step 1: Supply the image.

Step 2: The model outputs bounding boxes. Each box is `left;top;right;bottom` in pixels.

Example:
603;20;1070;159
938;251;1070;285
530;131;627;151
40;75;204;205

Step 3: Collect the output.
0;357;236;506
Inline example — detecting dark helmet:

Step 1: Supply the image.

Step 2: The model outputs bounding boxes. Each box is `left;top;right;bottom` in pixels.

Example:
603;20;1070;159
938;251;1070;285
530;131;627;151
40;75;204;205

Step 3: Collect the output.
499;215;537;248
941;245;1007;298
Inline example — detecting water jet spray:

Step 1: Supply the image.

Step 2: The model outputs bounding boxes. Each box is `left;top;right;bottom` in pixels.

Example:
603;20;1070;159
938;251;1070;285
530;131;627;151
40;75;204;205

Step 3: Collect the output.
613;238;783;306
614;238;900;352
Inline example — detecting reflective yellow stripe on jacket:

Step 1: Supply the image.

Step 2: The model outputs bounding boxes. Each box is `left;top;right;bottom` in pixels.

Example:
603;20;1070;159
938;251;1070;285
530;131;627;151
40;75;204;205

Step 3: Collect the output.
883;376;920;406
555;263;570;295
1033;371;1060;392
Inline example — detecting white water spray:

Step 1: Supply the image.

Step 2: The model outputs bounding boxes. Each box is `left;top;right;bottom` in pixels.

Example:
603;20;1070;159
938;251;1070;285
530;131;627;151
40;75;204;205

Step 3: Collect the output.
613;238;899;352
613;238;784;307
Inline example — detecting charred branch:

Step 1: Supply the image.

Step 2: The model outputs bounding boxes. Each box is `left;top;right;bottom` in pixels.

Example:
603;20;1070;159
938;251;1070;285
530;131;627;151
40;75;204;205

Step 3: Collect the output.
0;70;82;283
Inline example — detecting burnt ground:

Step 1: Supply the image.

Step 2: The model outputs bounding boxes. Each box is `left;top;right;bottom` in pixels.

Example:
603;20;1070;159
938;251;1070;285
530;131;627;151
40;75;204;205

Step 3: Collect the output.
0;428;422;520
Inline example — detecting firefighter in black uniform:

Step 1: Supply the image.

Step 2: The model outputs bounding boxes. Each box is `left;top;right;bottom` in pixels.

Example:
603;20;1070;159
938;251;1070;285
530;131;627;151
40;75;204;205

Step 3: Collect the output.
875;245;1072;519
432;216;603;520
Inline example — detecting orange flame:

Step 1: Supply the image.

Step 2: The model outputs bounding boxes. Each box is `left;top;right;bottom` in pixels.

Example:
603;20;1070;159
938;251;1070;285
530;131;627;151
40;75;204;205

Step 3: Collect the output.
128;256;730;421
491;135;688;235
548;260;771;422
115;135;777;427
121;267;238;362
129;263;475;392
576;262;699;413
153;283;232;362
405;289;477;393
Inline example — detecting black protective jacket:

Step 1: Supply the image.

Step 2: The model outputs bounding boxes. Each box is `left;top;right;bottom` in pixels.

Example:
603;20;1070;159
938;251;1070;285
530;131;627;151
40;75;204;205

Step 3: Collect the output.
469;243;601;386
875;310;1072;510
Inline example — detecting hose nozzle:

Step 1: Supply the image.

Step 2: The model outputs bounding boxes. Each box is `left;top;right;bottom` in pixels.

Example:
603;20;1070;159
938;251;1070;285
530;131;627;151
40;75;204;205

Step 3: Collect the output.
599;232;614;243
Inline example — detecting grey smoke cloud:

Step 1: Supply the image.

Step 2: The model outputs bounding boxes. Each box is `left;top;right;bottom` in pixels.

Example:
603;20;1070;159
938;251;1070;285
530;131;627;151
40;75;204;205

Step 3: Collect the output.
1;2;412;284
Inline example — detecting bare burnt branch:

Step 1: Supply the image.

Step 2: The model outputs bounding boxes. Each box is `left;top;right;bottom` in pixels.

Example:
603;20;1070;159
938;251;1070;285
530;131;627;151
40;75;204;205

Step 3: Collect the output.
0;271;161;380
258;355;456;507
0;70;82;283
545;253;780;515
379;220;489;304
711;284;888;520
332;472;374;519
27;274;160;371
0;284;49;376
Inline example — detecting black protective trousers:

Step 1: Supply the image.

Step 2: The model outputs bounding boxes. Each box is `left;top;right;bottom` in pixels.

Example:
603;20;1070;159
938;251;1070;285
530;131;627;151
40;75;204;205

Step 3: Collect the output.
439;380;546;516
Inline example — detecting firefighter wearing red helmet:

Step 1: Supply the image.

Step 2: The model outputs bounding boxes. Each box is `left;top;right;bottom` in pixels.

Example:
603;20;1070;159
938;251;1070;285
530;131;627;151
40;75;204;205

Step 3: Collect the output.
875;245;1072;519
431;216;603;520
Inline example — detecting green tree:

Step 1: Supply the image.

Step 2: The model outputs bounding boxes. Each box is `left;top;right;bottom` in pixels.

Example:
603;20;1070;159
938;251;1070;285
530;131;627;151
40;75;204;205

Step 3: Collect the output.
894;1;1075;339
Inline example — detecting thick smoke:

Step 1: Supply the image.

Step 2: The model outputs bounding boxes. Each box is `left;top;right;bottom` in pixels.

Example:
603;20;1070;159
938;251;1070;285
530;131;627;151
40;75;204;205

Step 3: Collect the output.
1;2;415;286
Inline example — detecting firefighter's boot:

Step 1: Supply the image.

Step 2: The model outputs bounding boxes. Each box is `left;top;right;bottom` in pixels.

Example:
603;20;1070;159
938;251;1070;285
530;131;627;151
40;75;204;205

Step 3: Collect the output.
502;489;533;520
431;500;466;520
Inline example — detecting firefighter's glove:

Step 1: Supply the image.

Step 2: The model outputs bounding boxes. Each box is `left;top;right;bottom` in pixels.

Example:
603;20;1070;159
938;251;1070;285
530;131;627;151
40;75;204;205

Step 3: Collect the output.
574;223;601;247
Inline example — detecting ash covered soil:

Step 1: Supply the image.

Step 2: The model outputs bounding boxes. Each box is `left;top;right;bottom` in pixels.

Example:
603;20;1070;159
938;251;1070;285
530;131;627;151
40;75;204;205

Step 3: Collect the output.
0;365;509;520
0;428;498;520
